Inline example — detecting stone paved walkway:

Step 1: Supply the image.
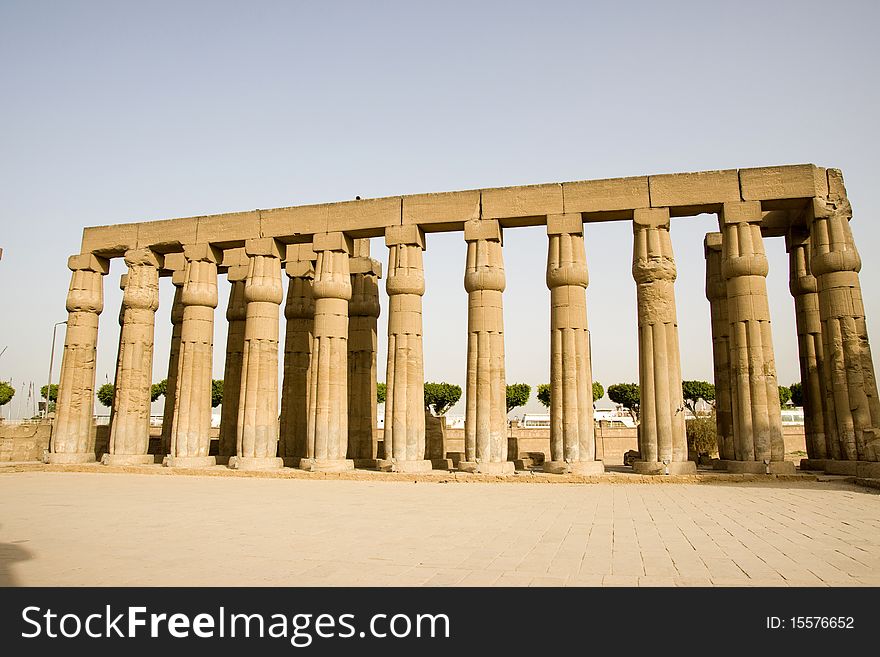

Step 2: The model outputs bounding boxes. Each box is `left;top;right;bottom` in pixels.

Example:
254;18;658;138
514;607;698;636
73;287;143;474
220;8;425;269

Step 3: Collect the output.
0;472;878;586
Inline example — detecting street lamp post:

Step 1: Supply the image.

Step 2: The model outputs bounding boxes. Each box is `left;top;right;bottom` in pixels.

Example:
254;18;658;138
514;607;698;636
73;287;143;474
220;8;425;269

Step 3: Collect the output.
45;321;67;420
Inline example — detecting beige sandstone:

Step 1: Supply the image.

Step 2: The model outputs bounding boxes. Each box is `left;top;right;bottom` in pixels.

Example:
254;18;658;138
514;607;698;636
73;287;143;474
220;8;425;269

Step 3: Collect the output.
52;165;879;479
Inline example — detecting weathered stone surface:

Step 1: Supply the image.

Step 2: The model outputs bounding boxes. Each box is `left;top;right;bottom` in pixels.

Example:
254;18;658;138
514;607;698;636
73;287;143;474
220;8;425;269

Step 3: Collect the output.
719;202;785;464
704;232;734;461
544;214;602;474
383;228;431;471
632;208;690;472
463;219;508;474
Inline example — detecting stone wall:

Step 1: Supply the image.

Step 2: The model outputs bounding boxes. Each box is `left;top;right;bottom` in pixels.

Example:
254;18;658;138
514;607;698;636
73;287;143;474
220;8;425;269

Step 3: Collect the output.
0;422;51;461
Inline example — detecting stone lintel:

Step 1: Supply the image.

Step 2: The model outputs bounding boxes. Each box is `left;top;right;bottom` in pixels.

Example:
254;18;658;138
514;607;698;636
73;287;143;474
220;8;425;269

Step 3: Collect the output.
313;231;353;254
649;169;740;208
68;253;110;274
285;243;316;263
720;201;762;225
221;247;248;268
546;213;584;236
482;183;563;220
739;164;828;201
402;190;480;228
633;207;670;228
385;224;426;249
784;225;810;252
245;237;283;259
563;176;650;214
463;218;502;243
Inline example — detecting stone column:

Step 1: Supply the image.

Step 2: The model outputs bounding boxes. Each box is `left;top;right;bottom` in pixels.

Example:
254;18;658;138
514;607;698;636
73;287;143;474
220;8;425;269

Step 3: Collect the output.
229;238;284;471
159;279;184;456
704;232;735;462
381;225;432;473
544;214;603;475
631;209;693;475
49;253;108;463
301;232;355;472
218;274;247;465
164;244;220;468
461;219;512;474
786;227;831;467
103;248;162;465
807;171;880;471
348;239;382;468
279;244;316;467
719;201;791;473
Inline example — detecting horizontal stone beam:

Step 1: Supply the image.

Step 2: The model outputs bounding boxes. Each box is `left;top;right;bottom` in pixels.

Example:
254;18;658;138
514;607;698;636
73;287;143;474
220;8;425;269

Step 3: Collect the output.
80;164;833;256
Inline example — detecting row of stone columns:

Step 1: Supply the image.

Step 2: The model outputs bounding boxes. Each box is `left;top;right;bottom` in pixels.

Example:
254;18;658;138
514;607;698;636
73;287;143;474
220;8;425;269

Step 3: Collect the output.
49;198;879;474
704;189;880;474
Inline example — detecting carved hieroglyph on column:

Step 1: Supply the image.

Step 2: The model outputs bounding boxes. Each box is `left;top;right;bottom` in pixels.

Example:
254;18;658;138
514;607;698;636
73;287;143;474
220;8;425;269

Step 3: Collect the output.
786;228;832;464
720;201;790;473
381;225;432;473
302;232;355;472
704;232;735;461
218;271;247;465
160;279;184;456
348;239;382;467
807;171;880;464
279;244;316;467
461;219;512;474
229;238;284;471
49;254;108;463
544;214;603;475
103;248;162;466
165;245;220;468
631;209;694;475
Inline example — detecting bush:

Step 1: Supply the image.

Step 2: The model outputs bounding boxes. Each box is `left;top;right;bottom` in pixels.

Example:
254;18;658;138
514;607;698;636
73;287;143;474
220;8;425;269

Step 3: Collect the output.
0;381;14;407
211;380;223;408
607;383;640;420
376;382;386;404
686;413;717;458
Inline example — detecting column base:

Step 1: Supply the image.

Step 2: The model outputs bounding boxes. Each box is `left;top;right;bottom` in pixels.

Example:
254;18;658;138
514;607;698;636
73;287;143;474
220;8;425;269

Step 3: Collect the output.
163;456;216;468
857;462;880;478
215;455;233;466
391;459;433;473
823;460;863;476
726;460;795;475
228;456;284;471
633;460;697;475
799;458;827;471
478;461;514;475
353;458;380;470
446;452;465;468
46;452;97;464
298;458;354;472
101;454;156;466
457;460;477;473
543;460;605;475
431;458;454;470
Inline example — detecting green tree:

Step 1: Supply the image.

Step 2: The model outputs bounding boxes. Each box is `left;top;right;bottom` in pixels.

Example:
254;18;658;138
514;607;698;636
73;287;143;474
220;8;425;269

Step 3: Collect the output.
778;385;792;407
211;380;223;408
423;382;461;416
537;381;603;408
607;383;640;421
0;381;14;408
377;382;387;405
681;380;715;414
150;379;167;402
506;383;531;413
536;383;551;408
97;383;115;408
789;382;803;407
40;384;59;403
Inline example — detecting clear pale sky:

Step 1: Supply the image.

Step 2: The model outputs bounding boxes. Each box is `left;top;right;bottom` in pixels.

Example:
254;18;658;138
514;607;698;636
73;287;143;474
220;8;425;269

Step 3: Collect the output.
1;0;878;420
